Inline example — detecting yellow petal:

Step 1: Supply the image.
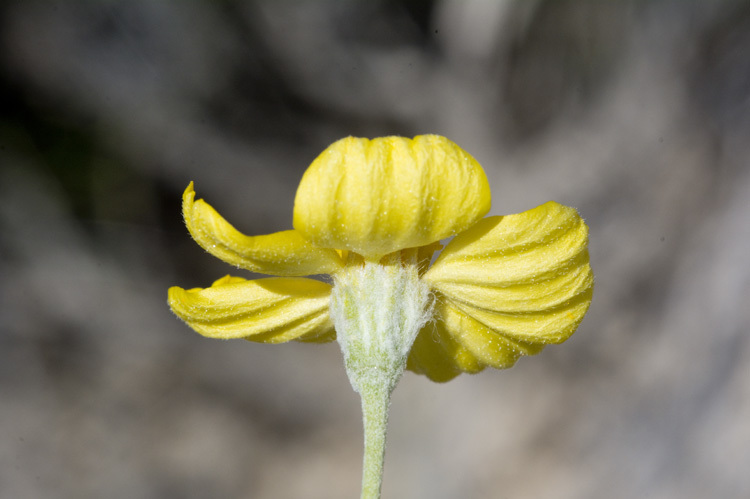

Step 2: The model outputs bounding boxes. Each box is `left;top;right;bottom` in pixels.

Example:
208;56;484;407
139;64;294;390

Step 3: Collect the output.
425;201;593;346
293;135;491;259
183;182;343;276
407;315;484;382
168;275;335;343
437;299;544;369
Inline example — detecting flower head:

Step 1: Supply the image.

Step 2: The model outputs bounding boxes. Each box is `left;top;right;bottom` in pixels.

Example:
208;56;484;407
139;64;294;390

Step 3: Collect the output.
168;135;593;382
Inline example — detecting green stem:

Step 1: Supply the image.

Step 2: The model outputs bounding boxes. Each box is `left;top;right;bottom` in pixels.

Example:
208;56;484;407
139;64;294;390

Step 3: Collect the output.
331;256;431;497
359;380;391;499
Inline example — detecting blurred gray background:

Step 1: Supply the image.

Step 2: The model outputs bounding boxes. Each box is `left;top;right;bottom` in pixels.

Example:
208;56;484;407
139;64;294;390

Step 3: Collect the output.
1;1;749;498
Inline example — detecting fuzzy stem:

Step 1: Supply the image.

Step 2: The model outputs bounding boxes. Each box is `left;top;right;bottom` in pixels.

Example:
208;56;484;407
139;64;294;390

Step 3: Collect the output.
331;252;433;498
359;379;391;499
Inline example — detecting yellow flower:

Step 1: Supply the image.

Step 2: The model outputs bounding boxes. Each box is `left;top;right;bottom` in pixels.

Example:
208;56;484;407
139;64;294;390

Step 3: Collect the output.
168;135;593;382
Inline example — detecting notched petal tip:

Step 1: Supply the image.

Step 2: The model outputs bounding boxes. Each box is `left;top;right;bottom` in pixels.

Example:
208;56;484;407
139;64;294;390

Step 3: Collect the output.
293;135;491;258
182;183;343;276
168;276;335;343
